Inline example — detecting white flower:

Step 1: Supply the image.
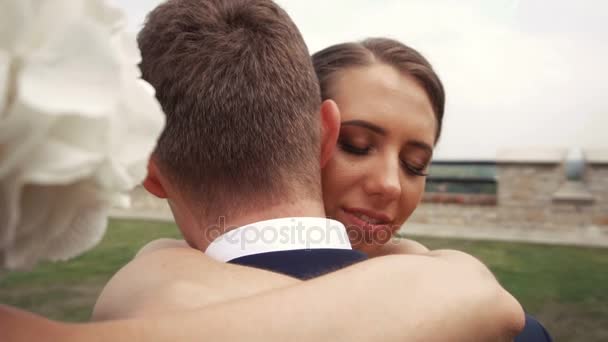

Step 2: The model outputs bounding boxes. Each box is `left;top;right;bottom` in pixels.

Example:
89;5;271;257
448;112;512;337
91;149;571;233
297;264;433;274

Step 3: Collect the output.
0;0;165;269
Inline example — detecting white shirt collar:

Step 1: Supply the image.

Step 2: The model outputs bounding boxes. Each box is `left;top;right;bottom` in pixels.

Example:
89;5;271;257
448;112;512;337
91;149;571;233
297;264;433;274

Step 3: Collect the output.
204;217;352;262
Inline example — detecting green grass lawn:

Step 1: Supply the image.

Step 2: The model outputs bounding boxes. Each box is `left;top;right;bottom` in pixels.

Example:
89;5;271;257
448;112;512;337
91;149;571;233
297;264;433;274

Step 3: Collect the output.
1;219;607;341
414;236;608;341
0;219;182;322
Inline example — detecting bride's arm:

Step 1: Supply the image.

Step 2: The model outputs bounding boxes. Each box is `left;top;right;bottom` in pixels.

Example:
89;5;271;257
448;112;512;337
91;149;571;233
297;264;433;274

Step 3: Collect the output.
367;237;430;257
2;252;524;342
142;252;524;342
92;247;299;320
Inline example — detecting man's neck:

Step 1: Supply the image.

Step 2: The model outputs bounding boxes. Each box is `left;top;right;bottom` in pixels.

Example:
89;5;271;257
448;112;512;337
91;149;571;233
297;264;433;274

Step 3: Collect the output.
182;199;327;252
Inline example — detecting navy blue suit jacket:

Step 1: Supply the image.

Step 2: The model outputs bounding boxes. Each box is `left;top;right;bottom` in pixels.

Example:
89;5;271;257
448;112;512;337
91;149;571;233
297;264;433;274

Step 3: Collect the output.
229;248;551;341
228;248;367;280
516;314;553;342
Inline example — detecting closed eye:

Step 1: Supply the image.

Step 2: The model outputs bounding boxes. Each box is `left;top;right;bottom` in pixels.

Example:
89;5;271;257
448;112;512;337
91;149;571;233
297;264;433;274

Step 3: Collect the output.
402;161;428;177
339;141;371;155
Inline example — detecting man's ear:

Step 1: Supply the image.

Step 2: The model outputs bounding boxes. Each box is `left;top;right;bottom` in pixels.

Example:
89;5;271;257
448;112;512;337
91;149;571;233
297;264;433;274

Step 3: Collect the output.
143;158;168;198
320;99;341;168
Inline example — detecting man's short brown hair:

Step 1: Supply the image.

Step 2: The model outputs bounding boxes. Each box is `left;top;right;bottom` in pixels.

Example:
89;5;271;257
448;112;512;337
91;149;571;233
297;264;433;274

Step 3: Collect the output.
139;0;321;214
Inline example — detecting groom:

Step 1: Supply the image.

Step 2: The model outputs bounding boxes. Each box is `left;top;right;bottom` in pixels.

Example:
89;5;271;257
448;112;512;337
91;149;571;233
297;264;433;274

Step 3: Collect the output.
132;0;367;280
93;0;539;340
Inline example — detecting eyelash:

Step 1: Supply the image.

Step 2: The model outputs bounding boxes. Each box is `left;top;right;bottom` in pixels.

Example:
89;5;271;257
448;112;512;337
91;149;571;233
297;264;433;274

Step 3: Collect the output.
402;161;429;177
338;142;428;177
339;142;370;155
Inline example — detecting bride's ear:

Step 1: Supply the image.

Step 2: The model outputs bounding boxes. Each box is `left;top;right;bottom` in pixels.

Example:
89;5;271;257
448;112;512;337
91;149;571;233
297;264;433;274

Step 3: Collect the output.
320;99;341;168
143;157;169;198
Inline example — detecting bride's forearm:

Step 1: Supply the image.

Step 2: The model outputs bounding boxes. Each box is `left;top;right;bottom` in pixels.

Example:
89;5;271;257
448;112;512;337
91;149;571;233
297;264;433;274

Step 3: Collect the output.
1;253;522;342
138;254;522;342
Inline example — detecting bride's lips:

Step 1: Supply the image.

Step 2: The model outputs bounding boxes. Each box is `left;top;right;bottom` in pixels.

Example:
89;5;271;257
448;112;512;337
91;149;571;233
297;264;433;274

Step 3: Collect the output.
340;207;393;233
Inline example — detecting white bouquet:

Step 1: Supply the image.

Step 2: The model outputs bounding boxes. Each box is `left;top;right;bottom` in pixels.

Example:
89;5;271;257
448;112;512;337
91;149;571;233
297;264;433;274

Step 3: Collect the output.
0;0;165;269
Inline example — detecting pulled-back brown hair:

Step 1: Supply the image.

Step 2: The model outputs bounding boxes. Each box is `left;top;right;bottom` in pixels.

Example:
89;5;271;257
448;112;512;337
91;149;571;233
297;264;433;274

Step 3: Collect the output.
312;38;445;142
138;0;321;214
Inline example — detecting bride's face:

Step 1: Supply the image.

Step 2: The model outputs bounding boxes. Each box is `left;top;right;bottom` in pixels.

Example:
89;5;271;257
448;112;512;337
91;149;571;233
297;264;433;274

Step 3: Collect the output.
321;63;437;253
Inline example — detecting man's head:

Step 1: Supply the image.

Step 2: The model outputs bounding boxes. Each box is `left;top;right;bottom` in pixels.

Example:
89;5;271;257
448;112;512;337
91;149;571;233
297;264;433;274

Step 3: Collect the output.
139;0;339;235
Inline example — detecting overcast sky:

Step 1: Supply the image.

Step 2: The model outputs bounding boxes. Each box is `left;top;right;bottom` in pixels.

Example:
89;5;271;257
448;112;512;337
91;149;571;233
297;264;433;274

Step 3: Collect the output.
119;0;607;160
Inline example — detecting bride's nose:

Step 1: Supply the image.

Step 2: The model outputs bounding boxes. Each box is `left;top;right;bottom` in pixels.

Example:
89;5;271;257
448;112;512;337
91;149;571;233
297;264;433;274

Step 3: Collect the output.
362;155;401;202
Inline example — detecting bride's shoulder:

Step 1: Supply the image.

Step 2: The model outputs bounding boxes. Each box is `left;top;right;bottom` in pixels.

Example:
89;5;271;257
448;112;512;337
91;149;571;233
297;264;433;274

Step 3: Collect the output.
135;238;190;258
369;238;430;257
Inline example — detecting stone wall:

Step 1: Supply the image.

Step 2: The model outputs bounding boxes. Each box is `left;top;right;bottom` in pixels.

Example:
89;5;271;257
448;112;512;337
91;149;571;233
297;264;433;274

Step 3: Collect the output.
410;156;608;231
589;164;608;226
409;202;498;226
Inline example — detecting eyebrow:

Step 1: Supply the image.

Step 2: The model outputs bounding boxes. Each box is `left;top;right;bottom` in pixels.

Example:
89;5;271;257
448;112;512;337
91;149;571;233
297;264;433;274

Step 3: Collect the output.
341;120;386;135
341;119;434;155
